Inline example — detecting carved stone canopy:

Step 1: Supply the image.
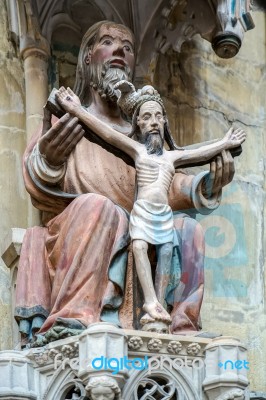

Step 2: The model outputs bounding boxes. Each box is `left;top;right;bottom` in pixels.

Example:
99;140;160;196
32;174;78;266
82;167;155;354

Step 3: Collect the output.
7;0;255;75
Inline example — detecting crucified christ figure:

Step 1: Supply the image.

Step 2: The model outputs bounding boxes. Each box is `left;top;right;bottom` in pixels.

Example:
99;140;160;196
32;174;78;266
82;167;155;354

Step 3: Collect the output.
55;84;246;327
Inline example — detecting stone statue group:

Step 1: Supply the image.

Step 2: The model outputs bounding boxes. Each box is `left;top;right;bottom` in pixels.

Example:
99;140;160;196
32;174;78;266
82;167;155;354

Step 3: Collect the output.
15;21;245;345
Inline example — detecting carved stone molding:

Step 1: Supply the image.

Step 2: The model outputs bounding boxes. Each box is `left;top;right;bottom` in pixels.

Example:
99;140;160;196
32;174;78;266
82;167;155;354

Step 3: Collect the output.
78;323;129;387
212;0;255;58
186;342;201;356
147;338;163;352
7;0;50;58
156;0;254;57
7;0;256;84
27;340;79;366
128;336;144;350
202;336;249;400
125;330;207;357
0;351;37;399
167;340;182;354
136;0;255;82
0;328;251;399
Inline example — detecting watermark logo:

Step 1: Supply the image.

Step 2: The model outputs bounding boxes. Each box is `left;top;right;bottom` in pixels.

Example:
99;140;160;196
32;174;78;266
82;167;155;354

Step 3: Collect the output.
53;354;209;374
91;355;210;375
92;356;149;374
52;353;250;375
218;360;249;370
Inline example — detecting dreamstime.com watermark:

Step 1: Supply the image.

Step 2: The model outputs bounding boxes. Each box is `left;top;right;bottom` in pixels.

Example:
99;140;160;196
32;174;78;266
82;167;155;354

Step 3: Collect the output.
52;354;249;375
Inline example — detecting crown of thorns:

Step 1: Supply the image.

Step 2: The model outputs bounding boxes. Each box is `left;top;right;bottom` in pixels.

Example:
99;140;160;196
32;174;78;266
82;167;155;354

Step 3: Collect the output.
114;80;165;119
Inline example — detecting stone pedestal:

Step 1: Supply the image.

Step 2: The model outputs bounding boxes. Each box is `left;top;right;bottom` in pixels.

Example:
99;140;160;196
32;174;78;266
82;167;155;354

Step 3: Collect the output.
0;324;251;399
0;351;37;399
203;336;249;400
1;235;251;399
78;322;129;388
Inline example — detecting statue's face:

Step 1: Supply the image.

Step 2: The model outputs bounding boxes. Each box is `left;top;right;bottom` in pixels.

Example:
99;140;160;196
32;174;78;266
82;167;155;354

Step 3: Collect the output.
137;101;165;140
86;24;135;73
90;385;115;400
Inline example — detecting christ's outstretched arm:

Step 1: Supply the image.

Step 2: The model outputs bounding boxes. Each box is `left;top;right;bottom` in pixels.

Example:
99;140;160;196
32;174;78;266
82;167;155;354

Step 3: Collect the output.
169;127;246;168
56;87;141;160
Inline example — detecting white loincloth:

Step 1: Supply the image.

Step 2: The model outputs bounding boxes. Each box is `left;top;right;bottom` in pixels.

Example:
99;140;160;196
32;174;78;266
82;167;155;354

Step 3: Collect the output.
130;199;176;245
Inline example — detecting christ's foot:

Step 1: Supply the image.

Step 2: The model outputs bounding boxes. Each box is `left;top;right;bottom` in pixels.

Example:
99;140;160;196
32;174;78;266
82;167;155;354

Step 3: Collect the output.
140;313;155;325
143;301;172;323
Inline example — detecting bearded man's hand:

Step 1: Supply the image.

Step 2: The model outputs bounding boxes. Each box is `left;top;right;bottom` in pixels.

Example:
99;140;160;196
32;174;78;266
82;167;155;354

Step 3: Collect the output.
38;108;84;166
202;150;235;198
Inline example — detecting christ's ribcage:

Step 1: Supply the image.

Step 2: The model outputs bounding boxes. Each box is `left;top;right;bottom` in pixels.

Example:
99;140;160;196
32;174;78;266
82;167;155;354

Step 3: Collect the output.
136;158;174;192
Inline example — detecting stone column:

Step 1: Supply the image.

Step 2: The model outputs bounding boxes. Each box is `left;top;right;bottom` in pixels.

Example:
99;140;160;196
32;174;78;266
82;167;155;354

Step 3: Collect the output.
14;0;51;226
203;336;249;400
78;323;129;394
0;350;37;399
20;46;50;226
21;48;49;143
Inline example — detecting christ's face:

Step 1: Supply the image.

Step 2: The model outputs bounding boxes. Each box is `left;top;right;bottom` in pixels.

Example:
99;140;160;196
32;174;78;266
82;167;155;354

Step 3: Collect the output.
86;25;135;74
136;101;165;155
137;101;165;139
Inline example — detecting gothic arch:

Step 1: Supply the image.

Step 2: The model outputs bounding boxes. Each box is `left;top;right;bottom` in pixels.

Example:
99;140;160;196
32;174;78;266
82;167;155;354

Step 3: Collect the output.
30;0;135;46
122;365;202;400
42;366;86;400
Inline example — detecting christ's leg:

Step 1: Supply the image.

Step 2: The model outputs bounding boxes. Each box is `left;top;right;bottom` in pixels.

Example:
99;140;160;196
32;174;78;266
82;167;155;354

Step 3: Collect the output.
155;242;173;306
132;239;171;322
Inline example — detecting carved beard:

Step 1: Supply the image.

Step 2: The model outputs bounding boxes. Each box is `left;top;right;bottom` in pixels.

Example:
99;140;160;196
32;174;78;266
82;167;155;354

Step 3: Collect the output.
145;133;164;156
89;60;131;103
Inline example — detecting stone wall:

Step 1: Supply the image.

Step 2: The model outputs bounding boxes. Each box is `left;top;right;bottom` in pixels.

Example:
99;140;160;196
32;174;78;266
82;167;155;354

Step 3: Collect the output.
0;3;27;350
154;10;266;393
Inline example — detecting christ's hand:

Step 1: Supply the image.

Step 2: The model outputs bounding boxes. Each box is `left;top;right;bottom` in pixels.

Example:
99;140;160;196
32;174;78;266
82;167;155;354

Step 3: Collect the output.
56;86;82;115
223;127;246;148
202;127;246;198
